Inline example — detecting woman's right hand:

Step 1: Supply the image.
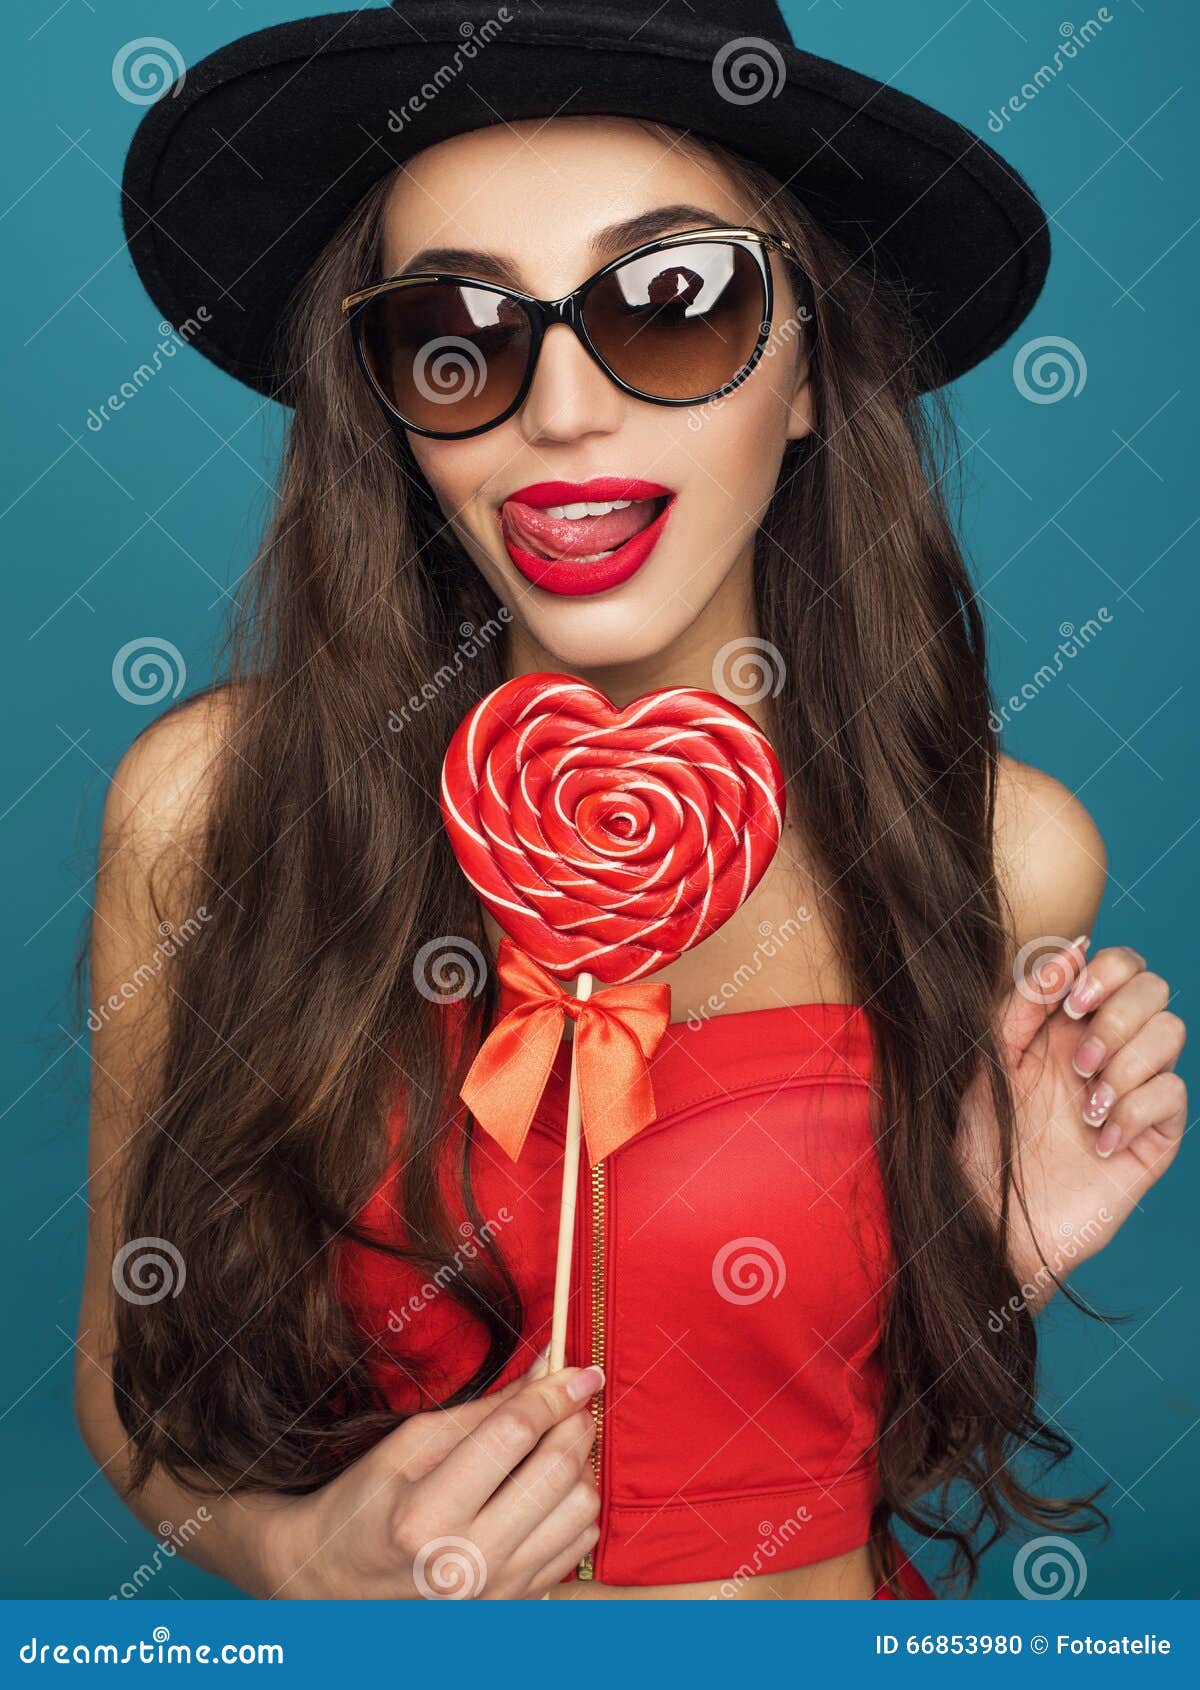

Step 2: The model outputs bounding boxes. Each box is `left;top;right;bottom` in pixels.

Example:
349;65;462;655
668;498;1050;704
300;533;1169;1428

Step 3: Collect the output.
259;1356;603;1599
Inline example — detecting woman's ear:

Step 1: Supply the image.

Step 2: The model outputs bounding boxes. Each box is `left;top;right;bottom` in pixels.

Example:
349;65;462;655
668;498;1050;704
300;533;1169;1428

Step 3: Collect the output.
785;355;815;443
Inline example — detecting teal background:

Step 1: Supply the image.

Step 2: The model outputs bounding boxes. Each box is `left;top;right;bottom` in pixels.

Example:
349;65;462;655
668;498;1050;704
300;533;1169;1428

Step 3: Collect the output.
1;0;1195;1600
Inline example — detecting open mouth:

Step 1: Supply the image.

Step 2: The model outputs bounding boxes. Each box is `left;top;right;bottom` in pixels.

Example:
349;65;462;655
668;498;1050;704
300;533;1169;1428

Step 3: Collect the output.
498;482;676;597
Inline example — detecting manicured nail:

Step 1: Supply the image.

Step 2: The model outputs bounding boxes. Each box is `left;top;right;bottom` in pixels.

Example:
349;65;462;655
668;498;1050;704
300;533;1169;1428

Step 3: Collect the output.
567;1365;604;1402
1083;1081;1116;1125
1073;1036;1106;1077
1096;1119;1122;1157
1072;934;1092;952
1064;975;1101;1019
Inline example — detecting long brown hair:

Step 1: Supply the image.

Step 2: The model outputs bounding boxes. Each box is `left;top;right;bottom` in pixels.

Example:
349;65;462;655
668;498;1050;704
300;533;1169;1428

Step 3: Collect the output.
99;122;1099;1591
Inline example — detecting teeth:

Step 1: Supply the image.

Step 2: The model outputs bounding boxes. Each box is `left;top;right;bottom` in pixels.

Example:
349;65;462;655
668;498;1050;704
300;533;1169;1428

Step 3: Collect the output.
543;498;633;520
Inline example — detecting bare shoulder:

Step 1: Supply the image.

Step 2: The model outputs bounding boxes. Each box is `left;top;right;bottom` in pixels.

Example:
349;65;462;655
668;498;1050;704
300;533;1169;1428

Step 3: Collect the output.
994;753;1108;958
99;684;240;894
81;686;245;1380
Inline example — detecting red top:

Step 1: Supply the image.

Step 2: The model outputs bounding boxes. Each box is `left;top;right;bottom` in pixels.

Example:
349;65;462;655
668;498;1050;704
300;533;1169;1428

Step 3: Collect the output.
337;1001;899;1589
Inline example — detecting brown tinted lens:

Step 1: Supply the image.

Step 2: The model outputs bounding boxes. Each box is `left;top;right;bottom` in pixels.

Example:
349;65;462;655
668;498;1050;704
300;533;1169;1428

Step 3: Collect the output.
581;240;767;400
358;281;532;432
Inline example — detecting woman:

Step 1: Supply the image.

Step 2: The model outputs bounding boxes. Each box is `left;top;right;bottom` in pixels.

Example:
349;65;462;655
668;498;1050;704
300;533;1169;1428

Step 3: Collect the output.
76;2;1186;1600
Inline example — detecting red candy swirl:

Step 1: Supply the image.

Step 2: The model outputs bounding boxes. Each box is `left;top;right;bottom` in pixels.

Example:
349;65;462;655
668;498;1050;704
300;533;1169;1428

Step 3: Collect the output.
439;672;786;984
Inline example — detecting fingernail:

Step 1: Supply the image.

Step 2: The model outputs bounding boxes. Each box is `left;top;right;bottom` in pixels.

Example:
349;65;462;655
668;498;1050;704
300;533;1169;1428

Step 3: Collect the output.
567;1365;605;1403
1072;934;1092;952
1073;1037;1106;1077
1064;976;1101;1019
1096;1119;1122;1158
1083;1081;1115;1125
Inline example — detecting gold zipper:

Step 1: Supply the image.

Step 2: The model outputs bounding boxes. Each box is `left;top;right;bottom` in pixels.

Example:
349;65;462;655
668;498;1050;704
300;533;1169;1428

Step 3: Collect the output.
576;1155;606;1579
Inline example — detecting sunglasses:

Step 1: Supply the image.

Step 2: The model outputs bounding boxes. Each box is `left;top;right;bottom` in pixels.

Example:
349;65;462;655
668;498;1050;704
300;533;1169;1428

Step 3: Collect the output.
341;226;808;440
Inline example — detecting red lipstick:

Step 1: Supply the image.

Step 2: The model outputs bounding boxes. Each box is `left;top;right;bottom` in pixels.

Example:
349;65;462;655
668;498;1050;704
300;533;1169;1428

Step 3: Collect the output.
498;477;675;597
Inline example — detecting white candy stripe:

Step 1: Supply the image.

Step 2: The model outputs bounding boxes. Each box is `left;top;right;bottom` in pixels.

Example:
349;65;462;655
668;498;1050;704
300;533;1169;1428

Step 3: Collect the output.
488;757;515;816
517;760;536;817
440;773;492;853
457;861;540;921
617;948;670;982
681;793;710;846
614;874;687;916
738;834;752;906
464;710;485;787
636;847;677;891
680;845;715;952
740;762;784;832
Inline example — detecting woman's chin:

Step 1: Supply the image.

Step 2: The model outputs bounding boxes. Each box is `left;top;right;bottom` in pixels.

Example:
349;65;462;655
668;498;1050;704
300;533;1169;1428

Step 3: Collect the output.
513;626;678;676
472;536;743;677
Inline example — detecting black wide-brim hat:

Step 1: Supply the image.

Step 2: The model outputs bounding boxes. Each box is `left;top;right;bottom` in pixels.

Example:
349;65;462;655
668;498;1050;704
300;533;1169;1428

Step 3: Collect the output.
121;0;1050;403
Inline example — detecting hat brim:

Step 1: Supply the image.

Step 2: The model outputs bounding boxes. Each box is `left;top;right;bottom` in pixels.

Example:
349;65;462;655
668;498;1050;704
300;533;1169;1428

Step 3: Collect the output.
121;4;1050;401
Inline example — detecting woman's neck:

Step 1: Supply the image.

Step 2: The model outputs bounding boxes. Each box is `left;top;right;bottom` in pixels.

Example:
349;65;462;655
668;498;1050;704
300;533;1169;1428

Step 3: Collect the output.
502;545;768;728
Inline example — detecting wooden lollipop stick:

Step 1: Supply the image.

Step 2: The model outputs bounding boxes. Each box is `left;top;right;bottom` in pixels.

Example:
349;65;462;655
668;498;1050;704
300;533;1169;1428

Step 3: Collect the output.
547;971;593;1373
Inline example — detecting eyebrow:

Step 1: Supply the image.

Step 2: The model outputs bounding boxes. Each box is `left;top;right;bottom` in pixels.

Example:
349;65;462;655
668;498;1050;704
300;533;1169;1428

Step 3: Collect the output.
392;203;733;284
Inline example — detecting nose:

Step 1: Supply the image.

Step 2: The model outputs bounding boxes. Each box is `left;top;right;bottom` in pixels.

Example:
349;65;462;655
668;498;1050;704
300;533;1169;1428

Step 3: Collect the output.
516;320;624;446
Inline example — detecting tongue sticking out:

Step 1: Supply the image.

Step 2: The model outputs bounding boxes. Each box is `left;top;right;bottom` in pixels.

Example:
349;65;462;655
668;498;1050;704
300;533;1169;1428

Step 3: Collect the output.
502;496;663;561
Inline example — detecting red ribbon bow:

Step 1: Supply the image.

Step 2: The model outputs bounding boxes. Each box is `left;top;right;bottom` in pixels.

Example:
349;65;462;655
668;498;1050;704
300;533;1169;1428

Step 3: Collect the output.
460;939;671;1164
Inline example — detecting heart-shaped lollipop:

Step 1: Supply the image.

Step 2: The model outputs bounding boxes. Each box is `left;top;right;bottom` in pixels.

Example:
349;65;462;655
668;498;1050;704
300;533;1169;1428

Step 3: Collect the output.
439;672;786;983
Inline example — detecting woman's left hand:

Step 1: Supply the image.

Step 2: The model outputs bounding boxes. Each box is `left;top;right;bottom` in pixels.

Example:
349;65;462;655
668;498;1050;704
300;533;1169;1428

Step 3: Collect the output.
959;937;1187;1303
